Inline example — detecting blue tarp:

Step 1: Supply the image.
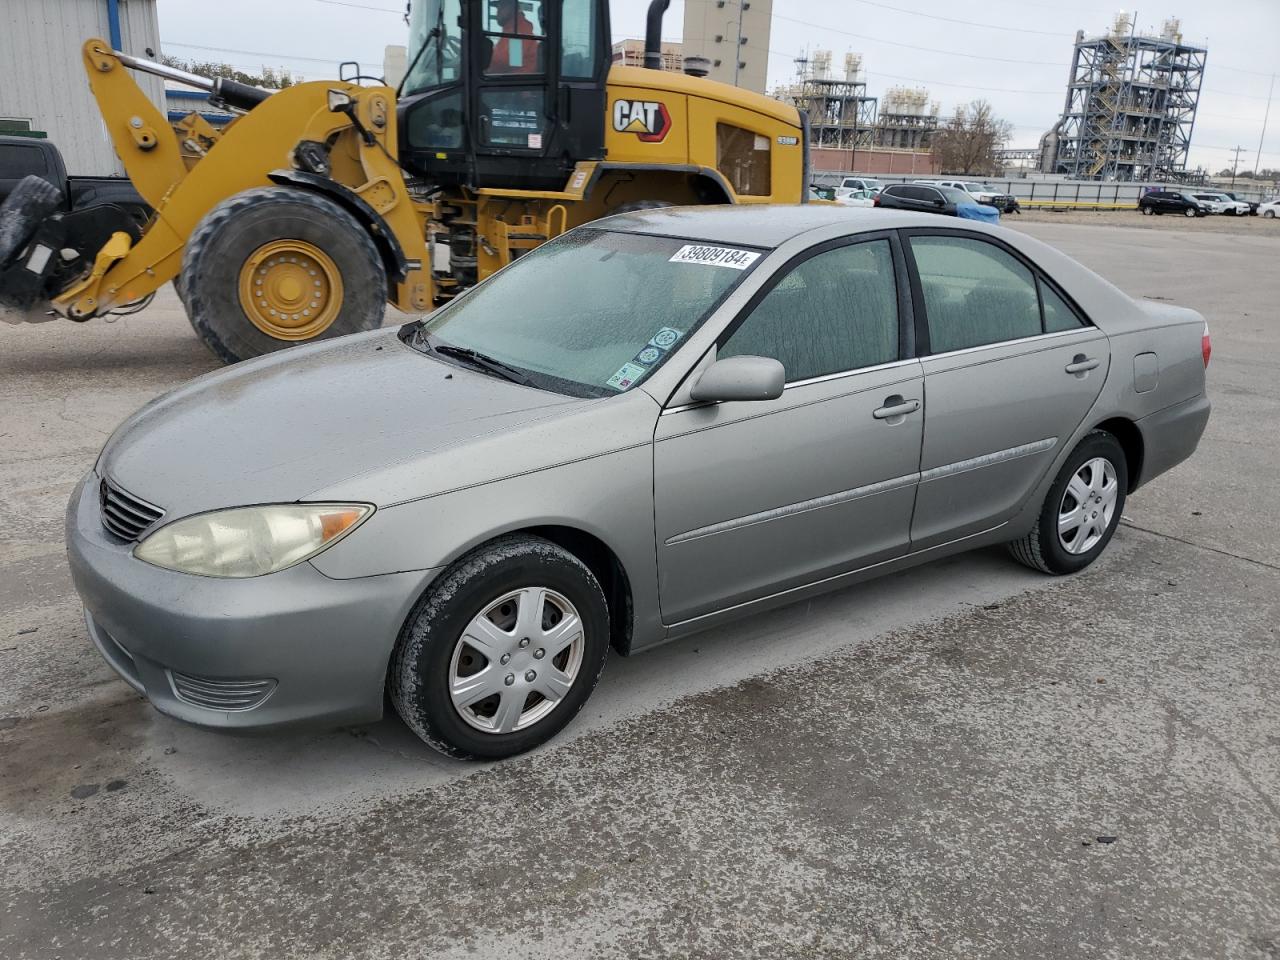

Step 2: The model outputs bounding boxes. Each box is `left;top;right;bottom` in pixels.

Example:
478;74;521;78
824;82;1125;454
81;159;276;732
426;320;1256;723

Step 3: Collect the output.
956;203;1000;224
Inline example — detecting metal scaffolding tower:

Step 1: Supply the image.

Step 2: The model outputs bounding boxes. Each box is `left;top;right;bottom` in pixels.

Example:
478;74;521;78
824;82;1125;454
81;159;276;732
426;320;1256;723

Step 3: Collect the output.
784;51;877;150
1053;15;1206;182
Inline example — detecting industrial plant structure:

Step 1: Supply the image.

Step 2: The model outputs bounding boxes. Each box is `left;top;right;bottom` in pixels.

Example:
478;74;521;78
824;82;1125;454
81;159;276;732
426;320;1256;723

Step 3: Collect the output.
778;51;877;150
1047;14;1206;181
872;86;940;152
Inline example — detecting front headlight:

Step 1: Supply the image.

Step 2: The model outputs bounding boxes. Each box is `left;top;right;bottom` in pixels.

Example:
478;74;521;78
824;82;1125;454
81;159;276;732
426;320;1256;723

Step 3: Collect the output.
134;503;373;578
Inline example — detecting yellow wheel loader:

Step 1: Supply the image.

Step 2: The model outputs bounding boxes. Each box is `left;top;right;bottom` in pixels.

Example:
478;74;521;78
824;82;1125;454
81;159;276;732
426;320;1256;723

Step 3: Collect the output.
0;0;810;363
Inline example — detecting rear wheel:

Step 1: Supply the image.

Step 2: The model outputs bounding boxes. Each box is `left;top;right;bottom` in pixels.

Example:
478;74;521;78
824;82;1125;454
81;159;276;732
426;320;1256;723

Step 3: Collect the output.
1009;430;1128;575
1264;210;1276;219
389;535;610;759
181;186;386;364
1140;205;1154;216
0;175;62;268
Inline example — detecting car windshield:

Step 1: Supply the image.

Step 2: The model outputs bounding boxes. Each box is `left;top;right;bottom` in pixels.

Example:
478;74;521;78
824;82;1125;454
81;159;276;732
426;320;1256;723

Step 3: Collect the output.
964;182;989;192
938;186;973;204
410;229;763;397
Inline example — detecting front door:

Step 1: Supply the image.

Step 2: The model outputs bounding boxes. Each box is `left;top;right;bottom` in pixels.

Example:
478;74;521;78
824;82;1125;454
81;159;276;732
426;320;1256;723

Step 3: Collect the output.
653;235;923;624
904;231;1110;549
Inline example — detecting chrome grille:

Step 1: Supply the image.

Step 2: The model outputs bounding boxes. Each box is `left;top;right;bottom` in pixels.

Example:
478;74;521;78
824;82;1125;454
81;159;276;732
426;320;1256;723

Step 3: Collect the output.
168;671;278;712
99;477;165;541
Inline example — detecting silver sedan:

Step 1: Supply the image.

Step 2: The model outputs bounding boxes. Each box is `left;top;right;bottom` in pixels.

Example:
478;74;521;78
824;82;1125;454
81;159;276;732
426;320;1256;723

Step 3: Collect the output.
68;206;1211;758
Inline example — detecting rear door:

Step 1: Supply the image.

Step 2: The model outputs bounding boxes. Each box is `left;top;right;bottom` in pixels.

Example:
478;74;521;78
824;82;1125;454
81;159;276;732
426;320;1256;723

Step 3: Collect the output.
904;230;1109;549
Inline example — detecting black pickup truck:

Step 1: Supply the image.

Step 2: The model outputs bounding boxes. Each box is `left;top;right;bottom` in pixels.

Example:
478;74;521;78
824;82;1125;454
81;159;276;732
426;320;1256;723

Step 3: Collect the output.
0;136;149;221
0;137;152;318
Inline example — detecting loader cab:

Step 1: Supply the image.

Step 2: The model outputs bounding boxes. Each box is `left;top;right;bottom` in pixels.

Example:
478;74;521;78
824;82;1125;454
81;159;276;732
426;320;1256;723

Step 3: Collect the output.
398;0;610;190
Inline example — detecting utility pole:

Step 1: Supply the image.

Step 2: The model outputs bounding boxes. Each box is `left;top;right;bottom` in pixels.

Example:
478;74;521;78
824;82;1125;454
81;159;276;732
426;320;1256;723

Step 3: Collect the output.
1255;73;1275;178
1229;145;1247;188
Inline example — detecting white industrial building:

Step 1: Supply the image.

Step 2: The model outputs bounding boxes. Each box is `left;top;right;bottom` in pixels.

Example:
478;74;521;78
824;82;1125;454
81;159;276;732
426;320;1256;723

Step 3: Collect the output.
0;0;164;175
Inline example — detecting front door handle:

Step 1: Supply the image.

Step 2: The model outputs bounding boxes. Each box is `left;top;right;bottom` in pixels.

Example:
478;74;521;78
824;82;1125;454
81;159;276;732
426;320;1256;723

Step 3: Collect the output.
1065;355;1100;375
872;396;921;421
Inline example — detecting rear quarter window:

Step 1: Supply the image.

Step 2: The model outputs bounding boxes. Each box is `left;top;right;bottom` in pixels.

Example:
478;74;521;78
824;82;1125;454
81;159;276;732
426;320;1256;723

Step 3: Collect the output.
0;143;49;178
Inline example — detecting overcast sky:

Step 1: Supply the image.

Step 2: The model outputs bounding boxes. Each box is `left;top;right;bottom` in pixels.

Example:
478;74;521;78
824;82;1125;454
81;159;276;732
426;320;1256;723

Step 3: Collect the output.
154;0;1279;172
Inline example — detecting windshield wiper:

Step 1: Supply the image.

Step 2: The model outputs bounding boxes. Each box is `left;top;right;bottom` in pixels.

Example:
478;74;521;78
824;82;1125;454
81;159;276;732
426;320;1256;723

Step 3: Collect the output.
431;343;534;387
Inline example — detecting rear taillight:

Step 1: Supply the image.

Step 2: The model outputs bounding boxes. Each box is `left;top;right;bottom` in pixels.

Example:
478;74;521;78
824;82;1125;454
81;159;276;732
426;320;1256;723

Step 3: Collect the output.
1202;322;1212;368
873;195;881;207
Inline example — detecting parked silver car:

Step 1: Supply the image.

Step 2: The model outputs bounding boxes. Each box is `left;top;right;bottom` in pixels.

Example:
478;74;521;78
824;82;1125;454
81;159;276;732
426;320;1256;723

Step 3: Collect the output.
68;207;1211;758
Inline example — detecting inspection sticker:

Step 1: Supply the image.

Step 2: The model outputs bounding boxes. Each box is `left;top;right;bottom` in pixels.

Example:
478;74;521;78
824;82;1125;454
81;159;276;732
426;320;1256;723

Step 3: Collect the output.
634;345;663;365
606;362;647;391
647;327;683;351
668;244;760;270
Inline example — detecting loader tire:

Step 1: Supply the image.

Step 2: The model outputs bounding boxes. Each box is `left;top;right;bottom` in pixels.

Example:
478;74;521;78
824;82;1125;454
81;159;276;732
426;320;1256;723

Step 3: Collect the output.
181;186;386;364
0;176;62;268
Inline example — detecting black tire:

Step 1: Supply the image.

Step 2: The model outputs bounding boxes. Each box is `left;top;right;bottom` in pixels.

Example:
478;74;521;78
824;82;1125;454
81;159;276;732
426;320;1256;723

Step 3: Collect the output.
1140;205;1154;216
181;186;386;364
1264;210;1276;219
1184;207;1198;218
1008;430;1129;576
389;535;610;760
0;175;62;267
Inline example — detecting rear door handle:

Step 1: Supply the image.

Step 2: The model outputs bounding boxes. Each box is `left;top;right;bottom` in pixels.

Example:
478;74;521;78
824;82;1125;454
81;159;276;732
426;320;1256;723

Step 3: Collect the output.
1065;355;1100;375
872;396;921;420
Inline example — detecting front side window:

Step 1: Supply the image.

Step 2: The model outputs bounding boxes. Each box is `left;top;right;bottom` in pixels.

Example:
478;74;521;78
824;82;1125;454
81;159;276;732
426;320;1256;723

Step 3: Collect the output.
720;240;899;382
911;236;1041;352
717;123;771;197
403;0;463;94
415;229;761;396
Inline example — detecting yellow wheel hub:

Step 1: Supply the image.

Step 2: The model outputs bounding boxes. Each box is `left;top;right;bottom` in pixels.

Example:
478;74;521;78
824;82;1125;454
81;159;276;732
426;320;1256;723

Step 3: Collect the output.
239;240;344;341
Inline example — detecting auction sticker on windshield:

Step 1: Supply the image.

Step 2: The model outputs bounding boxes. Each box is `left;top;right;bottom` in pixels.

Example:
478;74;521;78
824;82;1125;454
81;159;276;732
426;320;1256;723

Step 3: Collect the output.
606;362;647;391
668;245;760;270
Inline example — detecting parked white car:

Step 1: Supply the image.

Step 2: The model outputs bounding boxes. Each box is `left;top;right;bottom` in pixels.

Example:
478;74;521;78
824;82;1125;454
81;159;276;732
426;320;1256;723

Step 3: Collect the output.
1193;192;1251;216
834;188;875;208
1258;198;1280;219
839;176;883;195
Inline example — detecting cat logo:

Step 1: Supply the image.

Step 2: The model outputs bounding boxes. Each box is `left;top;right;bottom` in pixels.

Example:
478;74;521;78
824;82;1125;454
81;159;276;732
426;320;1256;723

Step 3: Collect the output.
612;99;671;143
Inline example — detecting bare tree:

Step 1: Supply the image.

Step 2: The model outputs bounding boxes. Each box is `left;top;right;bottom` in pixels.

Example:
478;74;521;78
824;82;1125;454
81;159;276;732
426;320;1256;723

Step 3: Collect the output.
931;100;1014;176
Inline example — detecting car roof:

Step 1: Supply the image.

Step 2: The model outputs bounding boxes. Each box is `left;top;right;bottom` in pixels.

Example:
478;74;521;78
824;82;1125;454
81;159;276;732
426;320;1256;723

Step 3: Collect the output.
599;204;970;247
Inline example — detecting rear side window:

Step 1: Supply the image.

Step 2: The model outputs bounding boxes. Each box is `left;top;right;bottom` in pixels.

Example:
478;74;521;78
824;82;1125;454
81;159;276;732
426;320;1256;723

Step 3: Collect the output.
0;144;48;178
720;239;898;382
1040;281;1086;333
717;124;771;197
911;236;1041;352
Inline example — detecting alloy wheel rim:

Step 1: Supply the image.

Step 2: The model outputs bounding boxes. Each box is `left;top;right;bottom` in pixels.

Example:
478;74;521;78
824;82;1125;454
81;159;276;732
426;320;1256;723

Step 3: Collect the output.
238;239;343;341
448;587;585;735
1058;457;1119;555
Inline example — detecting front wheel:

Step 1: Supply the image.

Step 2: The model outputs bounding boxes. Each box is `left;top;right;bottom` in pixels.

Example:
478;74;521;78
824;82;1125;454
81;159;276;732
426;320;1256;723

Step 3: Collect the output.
1184;207;1198;218
181;186;387;364
389;535;610;759
1009;430;1128;575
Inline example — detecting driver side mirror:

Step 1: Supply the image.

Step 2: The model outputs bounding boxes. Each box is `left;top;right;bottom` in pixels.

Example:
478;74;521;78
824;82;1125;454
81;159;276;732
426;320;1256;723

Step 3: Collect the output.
690;356;785;403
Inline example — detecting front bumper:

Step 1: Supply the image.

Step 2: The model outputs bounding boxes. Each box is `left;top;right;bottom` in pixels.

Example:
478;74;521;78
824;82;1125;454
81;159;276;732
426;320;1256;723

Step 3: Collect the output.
66;473;433;730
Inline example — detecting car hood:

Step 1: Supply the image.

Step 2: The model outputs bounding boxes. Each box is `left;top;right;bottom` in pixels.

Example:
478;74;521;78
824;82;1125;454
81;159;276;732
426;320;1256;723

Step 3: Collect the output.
98;328;592;517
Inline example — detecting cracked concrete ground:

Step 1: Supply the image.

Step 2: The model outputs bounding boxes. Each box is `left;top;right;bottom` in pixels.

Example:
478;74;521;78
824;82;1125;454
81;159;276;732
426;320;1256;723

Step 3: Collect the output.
1;222;1277;958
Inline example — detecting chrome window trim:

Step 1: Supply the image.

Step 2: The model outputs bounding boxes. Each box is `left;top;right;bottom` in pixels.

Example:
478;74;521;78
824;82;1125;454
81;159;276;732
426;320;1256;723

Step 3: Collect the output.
661;357;920;415
920;327;1095;363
